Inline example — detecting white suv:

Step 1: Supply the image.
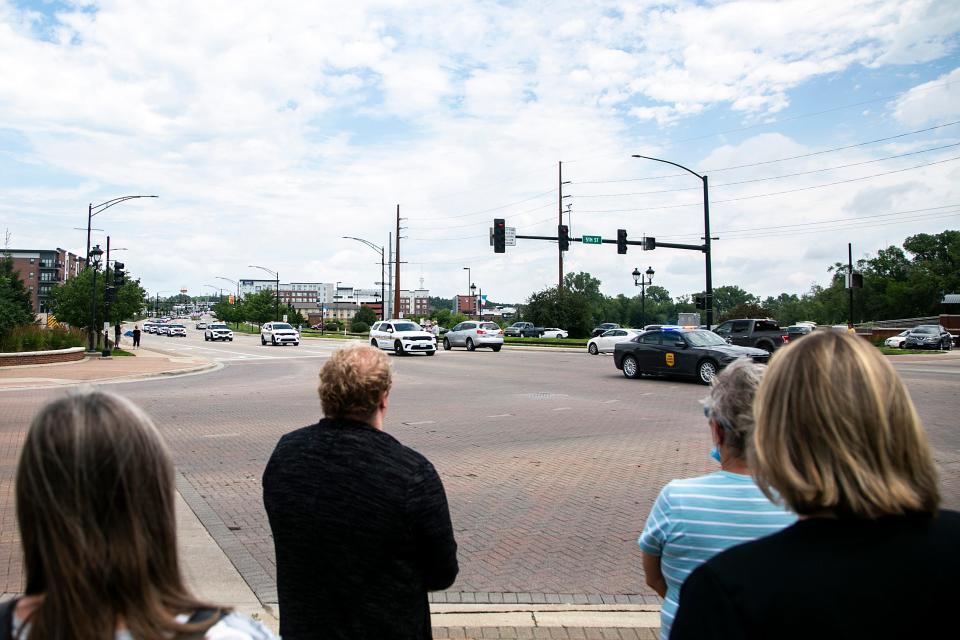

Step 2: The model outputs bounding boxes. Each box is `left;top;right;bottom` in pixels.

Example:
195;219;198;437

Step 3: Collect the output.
205;323;234;342
370;320;436;356
261;322;300;346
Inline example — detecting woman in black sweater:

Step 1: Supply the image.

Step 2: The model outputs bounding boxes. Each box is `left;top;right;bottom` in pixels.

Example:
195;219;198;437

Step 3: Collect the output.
670;331;959;640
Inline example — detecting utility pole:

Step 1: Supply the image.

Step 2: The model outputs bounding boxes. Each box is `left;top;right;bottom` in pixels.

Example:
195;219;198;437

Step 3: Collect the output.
558;162;563;291
387;231;393;319
395;205;401;319
848;242;854;328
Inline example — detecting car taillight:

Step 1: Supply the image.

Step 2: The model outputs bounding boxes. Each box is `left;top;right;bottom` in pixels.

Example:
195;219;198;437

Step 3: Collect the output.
782;335;789;342
477;329;486;334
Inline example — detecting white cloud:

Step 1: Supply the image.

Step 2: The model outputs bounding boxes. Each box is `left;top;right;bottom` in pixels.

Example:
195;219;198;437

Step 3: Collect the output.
893;66;960;126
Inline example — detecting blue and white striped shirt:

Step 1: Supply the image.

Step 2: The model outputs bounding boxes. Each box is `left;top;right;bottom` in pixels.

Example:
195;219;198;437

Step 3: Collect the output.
638;471;796;640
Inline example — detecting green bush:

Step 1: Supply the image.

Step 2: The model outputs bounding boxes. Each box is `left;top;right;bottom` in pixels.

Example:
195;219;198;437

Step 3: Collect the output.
325;321;343;331
0;325;85;353
350;320;370;333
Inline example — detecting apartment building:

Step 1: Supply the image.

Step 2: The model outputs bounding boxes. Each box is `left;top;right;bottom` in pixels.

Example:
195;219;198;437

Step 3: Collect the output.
5;248;85;314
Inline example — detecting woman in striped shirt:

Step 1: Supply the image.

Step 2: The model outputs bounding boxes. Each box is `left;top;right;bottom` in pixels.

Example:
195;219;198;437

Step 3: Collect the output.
638;358;795;640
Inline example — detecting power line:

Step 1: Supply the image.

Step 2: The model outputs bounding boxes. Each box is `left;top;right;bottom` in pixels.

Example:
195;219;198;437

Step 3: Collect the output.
408;188;558;222
707;210;960;241
407;200;555;230
574;142;960;198
578;155;960;214
573;120;960;185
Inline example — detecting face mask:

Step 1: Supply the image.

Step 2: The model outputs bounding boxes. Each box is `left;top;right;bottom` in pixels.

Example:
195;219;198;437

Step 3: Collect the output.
710;446;722;463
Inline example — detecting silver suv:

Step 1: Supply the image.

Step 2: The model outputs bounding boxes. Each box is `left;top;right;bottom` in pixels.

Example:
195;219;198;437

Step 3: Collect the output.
261;322;300;346
443;321;504;352
370;320;436;356
205;323;234;342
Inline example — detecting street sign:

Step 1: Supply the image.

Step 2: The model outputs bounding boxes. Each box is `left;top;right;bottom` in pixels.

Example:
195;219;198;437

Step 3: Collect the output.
505;227;517;246
582;235;602;244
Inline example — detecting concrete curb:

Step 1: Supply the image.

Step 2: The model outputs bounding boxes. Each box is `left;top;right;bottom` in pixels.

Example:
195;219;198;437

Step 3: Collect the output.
0;360;223;392
430;603;660;628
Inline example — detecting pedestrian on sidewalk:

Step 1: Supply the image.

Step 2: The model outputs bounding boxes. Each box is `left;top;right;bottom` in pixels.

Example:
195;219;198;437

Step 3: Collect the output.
114;322;122;348
0;392;275;639
670;332;960;639
638;359;795;640
133;324;141;349
263;344;459;639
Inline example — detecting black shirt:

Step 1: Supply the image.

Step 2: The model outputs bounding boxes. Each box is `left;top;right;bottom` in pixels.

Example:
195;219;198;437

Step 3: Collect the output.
263;418;458;639
670;510;960;639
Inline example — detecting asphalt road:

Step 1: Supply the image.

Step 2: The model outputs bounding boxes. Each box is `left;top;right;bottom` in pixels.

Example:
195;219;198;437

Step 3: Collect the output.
1;326;958;604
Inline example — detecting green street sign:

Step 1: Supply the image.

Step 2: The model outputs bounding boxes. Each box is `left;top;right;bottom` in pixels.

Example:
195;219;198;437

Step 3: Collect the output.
582;235;602;244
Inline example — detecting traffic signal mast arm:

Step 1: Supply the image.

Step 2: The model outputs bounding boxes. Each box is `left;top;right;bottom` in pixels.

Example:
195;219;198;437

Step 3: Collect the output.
511;233;705;252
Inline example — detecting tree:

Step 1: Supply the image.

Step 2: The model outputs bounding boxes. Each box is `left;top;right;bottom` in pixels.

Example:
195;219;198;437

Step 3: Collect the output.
354;305;377;326
212;299;243;328
524;286;593;338
562;271;605;325
240;289;277;327
718;302;776;323
0;256;34;339
712;286;758;319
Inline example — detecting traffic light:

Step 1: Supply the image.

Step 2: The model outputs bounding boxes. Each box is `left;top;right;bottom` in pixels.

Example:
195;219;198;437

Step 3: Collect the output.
695;294;706;309
114;262;126;286
851;272;863;289
493;218;506;253
617;229;628;254
106;286;117;303
558;224;569;251
643;236;656;251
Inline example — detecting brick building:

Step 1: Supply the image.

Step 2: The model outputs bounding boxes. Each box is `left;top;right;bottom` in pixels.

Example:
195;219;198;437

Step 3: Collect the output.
5;248;85;314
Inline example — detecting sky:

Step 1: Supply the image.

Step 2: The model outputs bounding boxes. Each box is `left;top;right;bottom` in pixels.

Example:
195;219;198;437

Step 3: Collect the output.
2;0;960;304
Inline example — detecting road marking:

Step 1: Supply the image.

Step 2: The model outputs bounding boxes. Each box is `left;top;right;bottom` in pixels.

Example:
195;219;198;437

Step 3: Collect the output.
553;407;572;411
601;399;619;404
201;433;239;439
403;420;436;425
486;413;514;418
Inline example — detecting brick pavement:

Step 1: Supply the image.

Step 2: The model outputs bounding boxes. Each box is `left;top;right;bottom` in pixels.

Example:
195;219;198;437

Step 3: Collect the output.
0;345;957;615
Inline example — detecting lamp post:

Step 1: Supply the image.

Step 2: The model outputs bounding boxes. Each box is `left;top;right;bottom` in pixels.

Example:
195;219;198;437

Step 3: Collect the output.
215;276;240;329
632;266;655;328
102;243;128;357
343;236;386;320
249;265;279;321
632;154;713;327
203;284;222;307
470;283;477;319
85;196;157;263
154;291;169;318
87;244;103;352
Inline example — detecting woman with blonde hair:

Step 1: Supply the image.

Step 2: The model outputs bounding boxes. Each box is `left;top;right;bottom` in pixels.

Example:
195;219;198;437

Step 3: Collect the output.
671;331;959;639
1;391;274;639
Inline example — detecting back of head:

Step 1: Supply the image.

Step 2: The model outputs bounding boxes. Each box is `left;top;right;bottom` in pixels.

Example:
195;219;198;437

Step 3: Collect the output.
752;331;939;518
16;391;207;637
704;357;765;459
319;345;393;422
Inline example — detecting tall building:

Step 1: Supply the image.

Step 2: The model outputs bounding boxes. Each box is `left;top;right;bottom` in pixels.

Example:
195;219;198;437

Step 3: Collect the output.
5;248;85;314
398;288;430;318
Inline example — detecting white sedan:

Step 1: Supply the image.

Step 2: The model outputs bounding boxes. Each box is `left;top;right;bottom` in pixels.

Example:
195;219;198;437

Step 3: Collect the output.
542;327;568;339
884;330;910;348
587;328;644;355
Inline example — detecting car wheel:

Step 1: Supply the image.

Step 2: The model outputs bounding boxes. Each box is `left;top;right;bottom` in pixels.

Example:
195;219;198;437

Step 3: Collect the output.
394;340;405;356
466;338;475;352
261;336;267;345
204;335;209;341
272;336;277;346
622;355;640;379
943;338;952;351
697;359;719;385
588;343;599;355
757;341;774;353
371;339;378;348
443;338;451;350
492;345;502;352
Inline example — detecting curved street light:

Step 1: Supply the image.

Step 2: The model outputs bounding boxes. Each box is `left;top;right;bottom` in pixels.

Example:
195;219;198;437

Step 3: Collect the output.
203;284;222;306
632;154;713;327
248;265;279;321
87;244;103;352
86;195;158;262
342;236;386;320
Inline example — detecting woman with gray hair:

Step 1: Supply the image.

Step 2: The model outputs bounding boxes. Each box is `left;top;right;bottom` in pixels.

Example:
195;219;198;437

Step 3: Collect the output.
638;358;795;640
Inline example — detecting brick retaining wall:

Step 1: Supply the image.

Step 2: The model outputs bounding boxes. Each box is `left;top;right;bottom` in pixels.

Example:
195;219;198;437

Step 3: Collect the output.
0;347;86;367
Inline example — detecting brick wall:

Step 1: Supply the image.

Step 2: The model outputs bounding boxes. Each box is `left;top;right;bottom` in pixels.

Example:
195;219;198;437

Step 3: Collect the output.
0;347;85;367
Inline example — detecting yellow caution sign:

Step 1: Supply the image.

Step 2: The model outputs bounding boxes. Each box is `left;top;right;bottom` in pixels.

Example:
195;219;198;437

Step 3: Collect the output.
665;352;675;367
46;314;61;329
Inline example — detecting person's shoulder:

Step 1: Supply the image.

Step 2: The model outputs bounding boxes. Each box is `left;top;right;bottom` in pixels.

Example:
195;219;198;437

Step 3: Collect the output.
203;612;277;639
664;471;752;494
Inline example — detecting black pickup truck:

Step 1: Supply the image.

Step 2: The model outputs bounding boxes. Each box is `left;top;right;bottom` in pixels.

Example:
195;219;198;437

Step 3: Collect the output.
712;318;788;352
504;321;545;338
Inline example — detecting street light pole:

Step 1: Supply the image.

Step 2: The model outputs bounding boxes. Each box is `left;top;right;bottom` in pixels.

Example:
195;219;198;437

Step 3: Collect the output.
633;266;655;328
86;196;158;263
343;236;386;320
87;245;103;352
248;265;279;321
632;155;713;327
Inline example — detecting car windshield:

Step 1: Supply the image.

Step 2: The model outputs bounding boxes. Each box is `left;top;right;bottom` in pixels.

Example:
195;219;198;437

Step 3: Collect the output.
211;324;228;329
481;323;500;330
912;326;937;334
393;322;419;331
684;330;727;347
274;323;294;330
171;324;185;328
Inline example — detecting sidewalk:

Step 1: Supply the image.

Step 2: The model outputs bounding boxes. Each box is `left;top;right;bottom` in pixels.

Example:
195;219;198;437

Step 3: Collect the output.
0;344;219;391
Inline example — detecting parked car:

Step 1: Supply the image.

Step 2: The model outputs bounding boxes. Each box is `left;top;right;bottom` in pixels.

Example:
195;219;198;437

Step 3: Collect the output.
541;327;568;339
167;324;187;337
884;330;911;348
587;328;644;355
903;325;954;350
614;328;770;385
786;323;815;341
591;322;621;338
261;322;300;346
369;320;436;356
195;322;207;330
712;318;788;352
504;321;545;337
205;324;234;342
443;321;504;352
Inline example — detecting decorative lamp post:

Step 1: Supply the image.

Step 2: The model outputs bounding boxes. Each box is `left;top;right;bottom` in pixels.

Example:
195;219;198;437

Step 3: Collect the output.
470;283;477;319
87;244;103;352
632;266;655;328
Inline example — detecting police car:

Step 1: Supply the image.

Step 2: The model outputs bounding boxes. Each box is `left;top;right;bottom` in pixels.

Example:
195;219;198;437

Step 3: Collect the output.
613;328;769;384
